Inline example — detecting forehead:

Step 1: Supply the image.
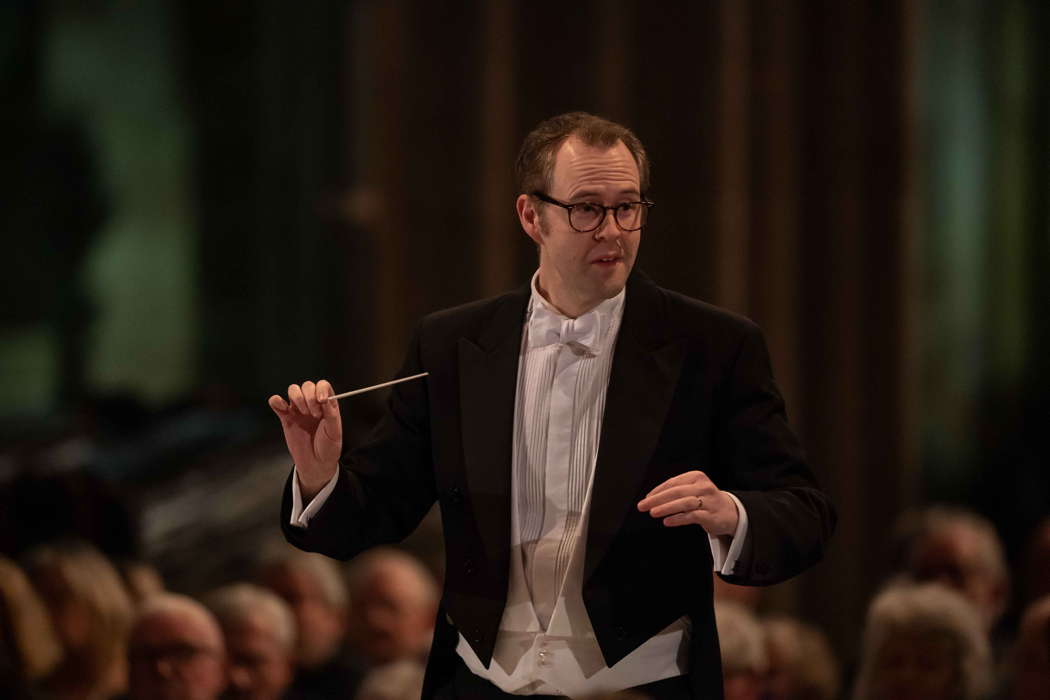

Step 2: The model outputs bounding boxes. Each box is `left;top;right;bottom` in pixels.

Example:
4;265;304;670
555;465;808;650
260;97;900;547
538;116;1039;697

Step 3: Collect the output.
550;136;640;197
135;610;220;647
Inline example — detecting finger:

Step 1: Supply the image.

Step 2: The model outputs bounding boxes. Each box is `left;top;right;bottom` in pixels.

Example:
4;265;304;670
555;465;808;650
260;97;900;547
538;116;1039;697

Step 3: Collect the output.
662;510;708;528
288;384;308;415
639;484;707;511
645;470;707;497
648;495;703;519
268;394;291;419
317;379;342;442
302;380;321;418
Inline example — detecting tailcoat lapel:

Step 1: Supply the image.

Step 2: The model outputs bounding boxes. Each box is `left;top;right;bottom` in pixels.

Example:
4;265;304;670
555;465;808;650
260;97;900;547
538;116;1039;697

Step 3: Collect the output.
457;286;530;577
585;272;687;583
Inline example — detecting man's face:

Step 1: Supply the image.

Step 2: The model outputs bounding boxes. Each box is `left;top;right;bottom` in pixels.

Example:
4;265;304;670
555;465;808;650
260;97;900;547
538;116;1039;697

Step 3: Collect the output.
518;136;642;315
911;527;1004;629
128;611;227;700
223;617;294;700
348;563;434;666
261;566;346;669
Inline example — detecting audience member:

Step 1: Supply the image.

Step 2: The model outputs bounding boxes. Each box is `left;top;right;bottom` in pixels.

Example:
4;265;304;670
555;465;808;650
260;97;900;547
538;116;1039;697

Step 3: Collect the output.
852;582;991;700
205;583;296;700
714;601;768;700
126;593;226;700
26;541;134;699
897;506;1009;631
1005;594;1050;700
344;548;437;668
762;615;839;700
257;549;361;697
0;556;63;697
353;659;425;700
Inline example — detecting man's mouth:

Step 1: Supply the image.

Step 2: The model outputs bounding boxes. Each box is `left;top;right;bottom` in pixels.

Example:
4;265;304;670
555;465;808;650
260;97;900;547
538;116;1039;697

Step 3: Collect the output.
592;254;622;265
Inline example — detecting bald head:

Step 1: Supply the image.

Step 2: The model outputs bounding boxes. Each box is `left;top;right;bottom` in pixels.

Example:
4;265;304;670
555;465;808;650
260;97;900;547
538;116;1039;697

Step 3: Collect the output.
128;594;226;700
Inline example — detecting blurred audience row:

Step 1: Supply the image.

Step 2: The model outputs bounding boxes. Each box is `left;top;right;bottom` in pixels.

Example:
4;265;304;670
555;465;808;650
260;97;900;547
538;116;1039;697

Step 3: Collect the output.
1;543;434;700
715;506;1050;700
2;505;1048;700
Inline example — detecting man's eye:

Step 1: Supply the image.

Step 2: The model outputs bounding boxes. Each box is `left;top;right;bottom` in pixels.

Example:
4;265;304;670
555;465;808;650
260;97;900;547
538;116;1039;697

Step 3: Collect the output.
574;203;602;215
616;202;638;213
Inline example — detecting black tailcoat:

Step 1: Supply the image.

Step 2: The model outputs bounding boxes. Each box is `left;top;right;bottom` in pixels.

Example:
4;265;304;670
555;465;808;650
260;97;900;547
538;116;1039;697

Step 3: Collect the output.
282;270;836;699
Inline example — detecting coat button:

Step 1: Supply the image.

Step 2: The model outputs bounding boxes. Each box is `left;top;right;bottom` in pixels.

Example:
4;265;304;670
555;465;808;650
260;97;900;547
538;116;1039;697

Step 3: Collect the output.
448;486;464;505
614;625;628;640
464;558;476;575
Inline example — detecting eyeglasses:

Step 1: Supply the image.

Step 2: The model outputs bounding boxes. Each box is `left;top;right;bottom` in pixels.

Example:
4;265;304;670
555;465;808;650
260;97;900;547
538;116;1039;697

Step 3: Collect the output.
531;191;653;233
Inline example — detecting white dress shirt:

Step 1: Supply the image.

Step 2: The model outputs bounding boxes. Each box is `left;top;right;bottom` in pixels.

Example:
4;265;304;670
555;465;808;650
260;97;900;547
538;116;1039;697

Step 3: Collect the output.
290;273;749;696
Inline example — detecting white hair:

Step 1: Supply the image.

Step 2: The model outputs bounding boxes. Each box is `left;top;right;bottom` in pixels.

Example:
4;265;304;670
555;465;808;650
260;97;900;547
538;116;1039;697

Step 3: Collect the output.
205;583;296;653
345;547;438;607
257;549;349;610
714;600;768;675
133;593;224;651
852;582;991;700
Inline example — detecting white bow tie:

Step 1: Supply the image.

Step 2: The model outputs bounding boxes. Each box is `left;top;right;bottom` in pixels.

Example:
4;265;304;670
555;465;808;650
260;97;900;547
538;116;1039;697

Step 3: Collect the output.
528;304;602;353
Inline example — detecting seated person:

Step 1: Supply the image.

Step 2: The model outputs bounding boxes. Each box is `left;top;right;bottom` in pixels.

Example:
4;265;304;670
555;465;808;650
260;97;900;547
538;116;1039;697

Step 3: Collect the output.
852;582;991;700
127;593;227;700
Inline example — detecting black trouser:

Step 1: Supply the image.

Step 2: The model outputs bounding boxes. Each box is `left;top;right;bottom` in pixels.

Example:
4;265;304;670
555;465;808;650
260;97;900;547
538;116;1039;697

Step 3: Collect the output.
433;653;694;699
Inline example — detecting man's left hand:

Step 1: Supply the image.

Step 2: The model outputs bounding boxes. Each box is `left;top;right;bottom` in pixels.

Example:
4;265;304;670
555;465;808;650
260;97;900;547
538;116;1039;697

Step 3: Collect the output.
637;470;739;536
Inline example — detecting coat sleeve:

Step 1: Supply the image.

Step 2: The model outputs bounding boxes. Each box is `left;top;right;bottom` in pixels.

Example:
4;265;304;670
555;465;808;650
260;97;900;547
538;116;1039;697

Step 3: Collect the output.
715;323;836;585
280;323;438;561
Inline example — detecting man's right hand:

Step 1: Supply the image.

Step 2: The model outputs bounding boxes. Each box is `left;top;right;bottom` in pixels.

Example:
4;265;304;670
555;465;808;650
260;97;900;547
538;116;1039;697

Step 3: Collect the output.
268;379;342;500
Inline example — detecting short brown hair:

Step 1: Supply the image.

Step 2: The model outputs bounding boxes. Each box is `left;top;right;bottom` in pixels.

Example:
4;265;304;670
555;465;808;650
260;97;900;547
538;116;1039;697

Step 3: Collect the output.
514;112;650;195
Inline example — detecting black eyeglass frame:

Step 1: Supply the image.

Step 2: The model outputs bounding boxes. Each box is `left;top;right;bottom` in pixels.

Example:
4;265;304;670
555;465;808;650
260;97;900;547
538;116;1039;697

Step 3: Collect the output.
530;191;654;233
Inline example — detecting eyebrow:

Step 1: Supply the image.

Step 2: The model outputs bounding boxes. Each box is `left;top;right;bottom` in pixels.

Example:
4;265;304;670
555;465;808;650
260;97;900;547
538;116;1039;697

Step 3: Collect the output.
568;188;641;201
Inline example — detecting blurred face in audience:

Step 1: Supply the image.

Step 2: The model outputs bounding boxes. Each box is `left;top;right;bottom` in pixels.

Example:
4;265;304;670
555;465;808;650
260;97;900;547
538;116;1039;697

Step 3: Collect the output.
349;560;435;666
911;526;1005;628
260;566;346;669
128;609;226;700
223;616;294;700
868;629;960;700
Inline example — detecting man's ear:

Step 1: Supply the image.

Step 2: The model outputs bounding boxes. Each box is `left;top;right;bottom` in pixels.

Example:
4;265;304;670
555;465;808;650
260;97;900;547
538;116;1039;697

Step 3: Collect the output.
516;193;543;247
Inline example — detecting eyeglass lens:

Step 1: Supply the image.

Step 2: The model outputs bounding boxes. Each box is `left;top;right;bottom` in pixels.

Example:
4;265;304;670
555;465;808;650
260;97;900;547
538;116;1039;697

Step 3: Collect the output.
570;203;645;232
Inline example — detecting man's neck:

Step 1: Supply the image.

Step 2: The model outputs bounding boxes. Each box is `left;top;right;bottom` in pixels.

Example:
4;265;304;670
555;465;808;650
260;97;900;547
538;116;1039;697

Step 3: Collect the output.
535;274;603;319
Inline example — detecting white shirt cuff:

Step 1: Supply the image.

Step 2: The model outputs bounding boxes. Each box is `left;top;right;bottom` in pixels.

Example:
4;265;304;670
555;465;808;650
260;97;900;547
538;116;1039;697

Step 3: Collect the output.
708;491;748;574
289;467;339;528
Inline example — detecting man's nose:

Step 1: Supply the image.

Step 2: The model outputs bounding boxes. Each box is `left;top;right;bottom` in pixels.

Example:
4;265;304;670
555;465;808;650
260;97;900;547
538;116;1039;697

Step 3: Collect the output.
593;209;623;240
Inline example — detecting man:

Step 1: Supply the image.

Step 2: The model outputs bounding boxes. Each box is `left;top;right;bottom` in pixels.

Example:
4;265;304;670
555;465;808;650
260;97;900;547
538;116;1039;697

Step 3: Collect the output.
205;583;297;700
271;112;835;698
257;551;362;698
127;593;227;700
343;547;438;668
897;506;1008;631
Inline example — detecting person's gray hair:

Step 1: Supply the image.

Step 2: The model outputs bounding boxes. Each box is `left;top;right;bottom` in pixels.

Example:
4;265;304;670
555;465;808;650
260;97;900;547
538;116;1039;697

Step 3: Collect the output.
133;593;224;652
345;547;437;608
205;583;296;653
852;582;991;700
257;549;349;609
714;600;768;675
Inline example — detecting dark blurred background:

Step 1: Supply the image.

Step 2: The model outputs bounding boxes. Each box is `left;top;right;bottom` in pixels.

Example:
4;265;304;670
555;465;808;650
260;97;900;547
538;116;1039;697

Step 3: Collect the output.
2;0;1047;676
